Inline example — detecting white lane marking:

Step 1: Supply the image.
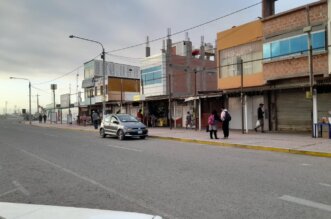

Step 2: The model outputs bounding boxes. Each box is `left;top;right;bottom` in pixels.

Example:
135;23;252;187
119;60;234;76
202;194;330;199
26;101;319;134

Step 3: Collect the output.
0;188;19;197
20;149;173;219
0;181;30;197
319;183;331;187
279;195;331;212
107;145;142;152
300;163;312;166
12;181;30;196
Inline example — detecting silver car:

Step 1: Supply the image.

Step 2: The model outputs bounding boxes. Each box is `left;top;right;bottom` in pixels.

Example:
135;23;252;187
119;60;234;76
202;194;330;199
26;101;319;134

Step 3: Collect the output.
99;114;148;140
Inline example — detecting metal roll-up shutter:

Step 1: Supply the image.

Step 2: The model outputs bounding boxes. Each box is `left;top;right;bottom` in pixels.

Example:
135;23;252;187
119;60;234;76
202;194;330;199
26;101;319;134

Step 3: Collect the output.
317;93;331;120
277;91;311;131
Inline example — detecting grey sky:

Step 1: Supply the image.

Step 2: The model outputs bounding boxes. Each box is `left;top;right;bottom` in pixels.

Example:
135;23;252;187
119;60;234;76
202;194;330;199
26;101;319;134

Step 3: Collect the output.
0;0;317;113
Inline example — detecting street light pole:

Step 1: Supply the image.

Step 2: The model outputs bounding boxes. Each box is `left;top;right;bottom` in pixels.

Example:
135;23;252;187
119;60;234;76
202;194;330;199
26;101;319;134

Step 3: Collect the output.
10;77;31;125
69;35;106;117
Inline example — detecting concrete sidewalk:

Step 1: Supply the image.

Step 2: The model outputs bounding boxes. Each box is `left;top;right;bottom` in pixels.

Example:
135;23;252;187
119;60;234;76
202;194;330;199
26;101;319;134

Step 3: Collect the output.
26;121;331;158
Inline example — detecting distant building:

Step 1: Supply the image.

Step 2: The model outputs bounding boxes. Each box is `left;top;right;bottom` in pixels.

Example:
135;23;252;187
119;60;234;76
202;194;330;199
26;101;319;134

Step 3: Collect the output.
140;38;218;129
80;60;140;117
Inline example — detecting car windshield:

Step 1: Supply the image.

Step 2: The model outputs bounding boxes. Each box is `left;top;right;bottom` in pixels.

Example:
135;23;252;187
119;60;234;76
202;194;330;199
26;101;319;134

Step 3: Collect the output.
117;115;138;122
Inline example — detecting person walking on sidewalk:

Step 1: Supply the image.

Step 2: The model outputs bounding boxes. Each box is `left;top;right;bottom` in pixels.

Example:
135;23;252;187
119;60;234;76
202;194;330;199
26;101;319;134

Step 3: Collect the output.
186;111;192;129
137;109;143;123
38;114;42;123
255;103;265;133
92;111;100;130
208;110;219;139
221;108;231;139
43;114;47;123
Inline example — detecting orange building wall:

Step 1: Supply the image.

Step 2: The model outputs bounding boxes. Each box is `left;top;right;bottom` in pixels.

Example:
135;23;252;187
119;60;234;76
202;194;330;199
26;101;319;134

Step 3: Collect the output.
220;73;265;89
217;20;263;50
217;20;264;90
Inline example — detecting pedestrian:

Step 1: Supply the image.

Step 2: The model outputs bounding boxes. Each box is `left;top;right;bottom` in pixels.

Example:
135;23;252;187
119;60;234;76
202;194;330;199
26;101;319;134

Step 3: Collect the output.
220;108;231;139
43;114;47;123
150;114;156;127
254;103;265;133
92;111;99;129
186;111;192;129
82;114;87;126
208;110;219;139
38;114;42;123
137;109;143;122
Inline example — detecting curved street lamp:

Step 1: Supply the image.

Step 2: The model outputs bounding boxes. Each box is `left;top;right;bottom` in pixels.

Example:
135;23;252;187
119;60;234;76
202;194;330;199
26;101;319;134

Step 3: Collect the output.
69;35;106;117
10;77;32;125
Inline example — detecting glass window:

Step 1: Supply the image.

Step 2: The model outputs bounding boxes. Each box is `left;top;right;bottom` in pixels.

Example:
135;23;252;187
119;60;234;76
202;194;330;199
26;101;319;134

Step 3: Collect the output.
312;31;325;51
141;65;163;85
279;40;290;56
110;116;118;123
117;114;138;122
264;31;325;60
263;43;271;59
290;35;307;54
271;41;280;58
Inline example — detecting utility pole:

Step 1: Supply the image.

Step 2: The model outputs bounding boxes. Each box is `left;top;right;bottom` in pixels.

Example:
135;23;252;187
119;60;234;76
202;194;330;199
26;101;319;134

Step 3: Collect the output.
51;84;57;123
36;94;40;114
304;6;317;137
239;57;245;134
166;28;172;130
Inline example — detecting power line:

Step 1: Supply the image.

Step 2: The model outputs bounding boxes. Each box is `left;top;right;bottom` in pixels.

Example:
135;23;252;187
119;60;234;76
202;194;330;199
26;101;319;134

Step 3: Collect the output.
108;1;261;53
33;2;261;86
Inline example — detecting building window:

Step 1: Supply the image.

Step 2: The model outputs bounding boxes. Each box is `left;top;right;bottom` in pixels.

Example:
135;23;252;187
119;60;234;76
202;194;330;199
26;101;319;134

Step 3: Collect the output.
100;86;103;95
220;52;262;78
95;87;98;96
141;65;162;85
263;30;326;60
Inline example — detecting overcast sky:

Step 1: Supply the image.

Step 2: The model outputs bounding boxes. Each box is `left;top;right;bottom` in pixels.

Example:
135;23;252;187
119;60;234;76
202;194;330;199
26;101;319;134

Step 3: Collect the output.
0;0;317;113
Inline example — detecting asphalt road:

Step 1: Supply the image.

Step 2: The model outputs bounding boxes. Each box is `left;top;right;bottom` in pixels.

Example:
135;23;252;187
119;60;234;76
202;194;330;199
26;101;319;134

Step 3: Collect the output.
0;118;331;219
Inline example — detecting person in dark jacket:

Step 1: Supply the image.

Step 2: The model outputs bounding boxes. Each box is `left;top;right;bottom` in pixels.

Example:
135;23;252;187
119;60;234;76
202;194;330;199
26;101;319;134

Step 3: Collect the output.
92;111;99;129
255;103;265;133
220;108;231;139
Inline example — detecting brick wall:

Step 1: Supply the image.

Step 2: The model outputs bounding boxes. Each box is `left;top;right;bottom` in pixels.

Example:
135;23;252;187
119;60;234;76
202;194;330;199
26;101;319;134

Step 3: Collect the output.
170;55;217;97
263;1;328;80
263;2;327;36
264;54;328;80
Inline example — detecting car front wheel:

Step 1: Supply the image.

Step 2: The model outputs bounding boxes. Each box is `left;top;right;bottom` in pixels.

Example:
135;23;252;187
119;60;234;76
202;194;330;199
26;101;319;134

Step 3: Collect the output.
118;130;125;140
100;128;106;138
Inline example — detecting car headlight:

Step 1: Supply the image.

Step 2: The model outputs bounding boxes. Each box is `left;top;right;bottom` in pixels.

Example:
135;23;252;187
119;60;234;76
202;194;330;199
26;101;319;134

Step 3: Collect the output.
124;127;132;131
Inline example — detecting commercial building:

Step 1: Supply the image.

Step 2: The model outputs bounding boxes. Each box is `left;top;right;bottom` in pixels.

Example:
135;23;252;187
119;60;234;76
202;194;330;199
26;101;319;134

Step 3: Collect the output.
140;35;218;129
216;0;331;133
80;60;140;120
262;0;330;132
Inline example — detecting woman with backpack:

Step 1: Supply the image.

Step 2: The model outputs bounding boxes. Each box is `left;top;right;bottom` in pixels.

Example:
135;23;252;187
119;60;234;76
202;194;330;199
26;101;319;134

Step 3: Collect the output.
208;110;219;139
220;108;231;139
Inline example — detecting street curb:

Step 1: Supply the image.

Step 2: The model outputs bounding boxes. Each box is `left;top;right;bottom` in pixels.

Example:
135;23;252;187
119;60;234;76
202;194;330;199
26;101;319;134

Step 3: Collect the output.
149;136;331;158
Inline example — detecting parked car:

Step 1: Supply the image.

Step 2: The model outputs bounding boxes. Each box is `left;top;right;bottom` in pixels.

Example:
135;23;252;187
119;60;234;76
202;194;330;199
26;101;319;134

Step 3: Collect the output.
100;114;148;140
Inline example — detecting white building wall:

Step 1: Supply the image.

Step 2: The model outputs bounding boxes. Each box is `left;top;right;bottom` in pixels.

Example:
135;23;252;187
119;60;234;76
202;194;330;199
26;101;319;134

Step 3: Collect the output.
141;53;167;97
229;95;263;130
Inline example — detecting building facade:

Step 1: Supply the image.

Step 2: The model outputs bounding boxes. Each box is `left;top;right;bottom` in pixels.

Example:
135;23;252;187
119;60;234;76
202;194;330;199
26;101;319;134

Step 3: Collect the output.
217;20;268;131
80;60;140;117
262;0;330;132
140;39;218;129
